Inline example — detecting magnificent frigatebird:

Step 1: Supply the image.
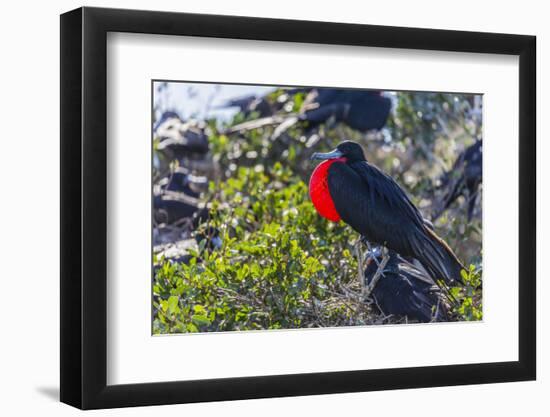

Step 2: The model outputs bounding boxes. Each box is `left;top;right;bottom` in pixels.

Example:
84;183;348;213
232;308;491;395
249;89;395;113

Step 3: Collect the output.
299;88;391;132
364;247;449;322
153;192;201;225
153;167;209;226
156;167;208;197
226;88;391;138
434;139;482;221
310;140;465;285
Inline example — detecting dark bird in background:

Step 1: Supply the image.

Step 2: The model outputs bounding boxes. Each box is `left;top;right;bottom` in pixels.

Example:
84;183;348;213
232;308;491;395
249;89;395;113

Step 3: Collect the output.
155;112;209;159
310;141;465;286
153;193;201;226
226;88;391;138
364;247;449;322
153;197;212;244
153;167;209;226
157;166;208;197
299;88;391;132
434;139;482;221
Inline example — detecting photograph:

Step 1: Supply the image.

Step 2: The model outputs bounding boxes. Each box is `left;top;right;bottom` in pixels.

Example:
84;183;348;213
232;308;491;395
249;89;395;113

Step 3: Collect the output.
152;81;483;334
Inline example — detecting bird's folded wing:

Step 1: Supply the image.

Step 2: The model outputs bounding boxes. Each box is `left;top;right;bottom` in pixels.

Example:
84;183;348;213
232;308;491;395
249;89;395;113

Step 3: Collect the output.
327;161;427;256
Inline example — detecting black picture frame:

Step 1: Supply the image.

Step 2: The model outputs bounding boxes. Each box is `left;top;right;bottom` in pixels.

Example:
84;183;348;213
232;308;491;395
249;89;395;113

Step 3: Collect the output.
60;6;536;410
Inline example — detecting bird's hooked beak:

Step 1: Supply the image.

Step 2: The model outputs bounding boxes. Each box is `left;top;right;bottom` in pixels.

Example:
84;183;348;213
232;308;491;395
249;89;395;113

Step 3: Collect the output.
310;149;344;160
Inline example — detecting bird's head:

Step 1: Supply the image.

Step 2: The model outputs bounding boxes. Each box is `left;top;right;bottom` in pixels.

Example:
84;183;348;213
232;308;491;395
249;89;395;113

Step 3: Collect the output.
310;140;366;162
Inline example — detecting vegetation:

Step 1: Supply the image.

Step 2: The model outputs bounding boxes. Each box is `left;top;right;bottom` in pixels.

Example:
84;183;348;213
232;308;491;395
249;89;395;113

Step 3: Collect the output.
153;89;483;334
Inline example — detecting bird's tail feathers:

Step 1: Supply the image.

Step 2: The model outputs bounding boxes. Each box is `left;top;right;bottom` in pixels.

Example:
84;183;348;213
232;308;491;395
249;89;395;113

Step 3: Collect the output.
418;228;465;285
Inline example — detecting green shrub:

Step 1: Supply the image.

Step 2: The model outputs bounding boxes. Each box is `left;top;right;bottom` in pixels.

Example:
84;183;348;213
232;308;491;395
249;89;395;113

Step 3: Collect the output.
153;163;373;333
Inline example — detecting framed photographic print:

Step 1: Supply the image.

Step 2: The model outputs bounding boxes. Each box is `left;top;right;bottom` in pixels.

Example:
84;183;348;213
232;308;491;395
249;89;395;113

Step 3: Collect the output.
60;6;536;410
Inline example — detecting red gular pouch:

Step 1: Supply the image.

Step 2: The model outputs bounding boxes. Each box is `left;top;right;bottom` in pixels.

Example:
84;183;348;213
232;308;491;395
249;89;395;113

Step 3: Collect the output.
309;157;347;222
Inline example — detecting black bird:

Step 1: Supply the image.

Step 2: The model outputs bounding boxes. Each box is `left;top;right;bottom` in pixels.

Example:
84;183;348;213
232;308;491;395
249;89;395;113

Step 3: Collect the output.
153;192;201;225
226;88;391;138
299;88;391;132
157;167;208;197
434;140;482;221
153;164;210;225
153;168;209;226
364;247;449;322
310;141;465;285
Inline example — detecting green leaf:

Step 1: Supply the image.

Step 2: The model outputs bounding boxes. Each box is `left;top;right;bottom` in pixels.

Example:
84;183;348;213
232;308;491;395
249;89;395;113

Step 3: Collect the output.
191;314;211;326
193;305;206;314
166;296;180;314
